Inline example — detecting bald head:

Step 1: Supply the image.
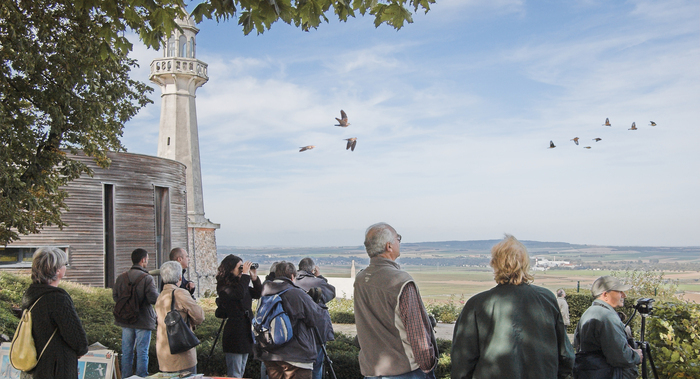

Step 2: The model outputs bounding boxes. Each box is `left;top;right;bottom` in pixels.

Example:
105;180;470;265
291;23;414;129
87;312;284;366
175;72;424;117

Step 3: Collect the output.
169;247;188;269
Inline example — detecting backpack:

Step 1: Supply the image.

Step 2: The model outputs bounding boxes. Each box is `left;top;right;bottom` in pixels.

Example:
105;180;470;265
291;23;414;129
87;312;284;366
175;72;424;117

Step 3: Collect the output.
252;288;293;350
113;271;147;324
10;295;57;371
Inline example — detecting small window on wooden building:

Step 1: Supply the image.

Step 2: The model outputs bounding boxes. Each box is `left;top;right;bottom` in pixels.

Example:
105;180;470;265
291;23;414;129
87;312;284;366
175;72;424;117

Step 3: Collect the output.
0;246;69;268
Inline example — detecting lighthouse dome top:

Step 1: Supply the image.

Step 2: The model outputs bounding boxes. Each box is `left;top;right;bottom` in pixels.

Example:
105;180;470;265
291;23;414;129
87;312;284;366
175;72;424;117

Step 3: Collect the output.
175;14;198;31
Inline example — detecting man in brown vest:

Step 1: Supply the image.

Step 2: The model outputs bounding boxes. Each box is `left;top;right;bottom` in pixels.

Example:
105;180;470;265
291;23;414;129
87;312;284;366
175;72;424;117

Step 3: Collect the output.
354;222;437;379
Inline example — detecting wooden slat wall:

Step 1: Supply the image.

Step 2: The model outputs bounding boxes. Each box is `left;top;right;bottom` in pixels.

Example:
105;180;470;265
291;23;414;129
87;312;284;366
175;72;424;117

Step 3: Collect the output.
5;151;188;288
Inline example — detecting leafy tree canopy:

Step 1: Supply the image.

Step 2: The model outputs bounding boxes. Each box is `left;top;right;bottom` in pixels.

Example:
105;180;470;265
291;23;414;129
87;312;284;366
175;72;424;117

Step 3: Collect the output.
0;0;433;245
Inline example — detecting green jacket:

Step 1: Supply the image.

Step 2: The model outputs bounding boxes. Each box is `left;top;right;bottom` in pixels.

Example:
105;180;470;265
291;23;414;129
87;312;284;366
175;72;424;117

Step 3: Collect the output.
451;283;574;379
573;299;641;379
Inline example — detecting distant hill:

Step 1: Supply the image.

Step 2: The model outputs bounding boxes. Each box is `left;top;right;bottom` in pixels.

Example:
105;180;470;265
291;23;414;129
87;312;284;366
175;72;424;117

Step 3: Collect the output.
401;240;584;251
217;240;700;271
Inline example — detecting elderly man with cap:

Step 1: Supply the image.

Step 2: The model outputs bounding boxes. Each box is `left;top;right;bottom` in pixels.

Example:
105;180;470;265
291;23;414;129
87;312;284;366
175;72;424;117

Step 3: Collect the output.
573;276;643;379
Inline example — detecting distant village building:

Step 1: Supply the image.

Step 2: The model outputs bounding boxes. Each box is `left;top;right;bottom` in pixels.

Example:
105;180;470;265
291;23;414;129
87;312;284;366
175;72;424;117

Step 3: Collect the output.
532;256;572;271
1;14;219;294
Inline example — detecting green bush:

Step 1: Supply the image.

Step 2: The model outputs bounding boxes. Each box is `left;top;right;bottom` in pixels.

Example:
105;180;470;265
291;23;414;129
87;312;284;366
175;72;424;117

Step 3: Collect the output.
426;294;465;324
646;301;700;379
328;297;355;324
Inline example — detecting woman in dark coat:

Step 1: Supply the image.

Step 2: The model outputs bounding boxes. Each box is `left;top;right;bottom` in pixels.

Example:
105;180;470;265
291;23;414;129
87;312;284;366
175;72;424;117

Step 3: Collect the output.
216;255;262;378
21;247;88;379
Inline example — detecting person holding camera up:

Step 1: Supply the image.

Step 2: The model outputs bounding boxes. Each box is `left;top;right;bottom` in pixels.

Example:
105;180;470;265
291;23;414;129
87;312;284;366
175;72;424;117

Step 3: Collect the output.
215;255;263;378
573;276;643;379
295;258;336;379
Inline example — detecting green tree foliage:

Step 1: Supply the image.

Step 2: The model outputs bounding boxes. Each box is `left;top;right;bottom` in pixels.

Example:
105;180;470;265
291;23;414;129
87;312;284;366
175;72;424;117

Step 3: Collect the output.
0;0;153;244
0;0;433;245
611;269;680;301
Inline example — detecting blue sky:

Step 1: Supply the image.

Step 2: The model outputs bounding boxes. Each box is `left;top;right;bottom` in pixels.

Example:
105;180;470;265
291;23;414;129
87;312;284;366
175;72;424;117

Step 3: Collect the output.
122;0;700;247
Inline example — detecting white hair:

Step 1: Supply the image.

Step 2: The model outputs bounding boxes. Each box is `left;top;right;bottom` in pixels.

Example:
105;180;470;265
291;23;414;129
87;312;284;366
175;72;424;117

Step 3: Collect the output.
160;261;183;284
364;222;397;258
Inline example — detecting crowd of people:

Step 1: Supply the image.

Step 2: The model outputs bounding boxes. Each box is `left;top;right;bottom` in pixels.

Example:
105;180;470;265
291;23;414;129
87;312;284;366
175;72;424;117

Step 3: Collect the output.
16;224;643;379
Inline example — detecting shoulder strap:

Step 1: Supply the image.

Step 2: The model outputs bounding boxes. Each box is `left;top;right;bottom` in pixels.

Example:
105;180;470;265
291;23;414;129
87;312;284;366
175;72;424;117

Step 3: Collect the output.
170;289;177;311
28;294;58;363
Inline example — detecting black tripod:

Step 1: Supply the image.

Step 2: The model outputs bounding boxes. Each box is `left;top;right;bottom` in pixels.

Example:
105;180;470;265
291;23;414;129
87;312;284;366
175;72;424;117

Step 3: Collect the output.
638;313;659;379
203;318;227;374
313;326;338;379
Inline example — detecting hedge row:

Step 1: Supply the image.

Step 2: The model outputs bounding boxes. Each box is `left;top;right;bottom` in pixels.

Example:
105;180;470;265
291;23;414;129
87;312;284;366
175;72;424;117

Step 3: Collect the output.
2;272;697;378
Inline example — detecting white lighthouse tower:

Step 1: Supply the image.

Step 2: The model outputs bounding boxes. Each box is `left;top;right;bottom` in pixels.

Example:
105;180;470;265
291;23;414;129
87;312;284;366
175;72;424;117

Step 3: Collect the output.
149;14;219;294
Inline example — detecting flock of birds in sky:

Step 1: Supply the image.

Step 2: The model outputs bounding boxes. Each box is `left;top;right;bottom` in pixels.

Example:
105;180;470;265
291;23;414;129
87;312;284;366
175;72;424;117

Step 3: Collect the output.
299;110;357;152
297;114;659;152
548;118;658;149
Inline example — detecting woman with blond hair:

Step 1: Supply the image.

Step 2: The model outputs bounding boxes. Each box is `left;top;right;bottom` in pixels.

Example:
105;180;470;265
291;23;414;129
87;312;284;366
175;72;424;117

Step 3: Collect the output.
20;247;88;379
451;235;574;379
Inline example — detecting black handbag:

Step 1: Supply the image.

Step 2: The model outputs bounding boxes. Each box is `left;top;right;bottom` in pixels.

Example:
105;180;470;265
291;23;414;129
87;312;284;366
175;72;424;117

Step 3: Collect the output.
164;289;201;354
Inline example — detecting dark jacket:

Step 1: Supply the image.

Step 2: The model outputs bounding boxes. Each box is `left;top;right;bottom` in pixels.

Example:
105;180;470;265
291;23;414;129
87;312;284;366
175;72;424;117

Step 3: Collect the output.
112;265;159;330
451;283;575;379
216;274;263;354
294;270;335;342
255;277;327;364
573;300;641;379
21;283;89;379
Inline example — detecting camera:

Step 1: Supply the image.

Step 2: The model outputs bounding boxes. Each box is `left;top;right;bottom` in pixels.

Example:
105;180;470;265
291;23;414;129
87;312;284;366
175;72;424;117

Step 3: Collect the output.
307;287;323;303
251;262;259;270
634;298;655;314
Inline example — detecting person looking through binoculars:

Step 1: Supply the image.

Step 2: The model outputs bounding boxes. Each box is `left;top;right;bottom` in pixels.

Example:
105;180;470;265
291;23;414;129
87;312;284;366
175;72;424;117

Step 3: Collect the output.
215;255;262;378
295;258;336;379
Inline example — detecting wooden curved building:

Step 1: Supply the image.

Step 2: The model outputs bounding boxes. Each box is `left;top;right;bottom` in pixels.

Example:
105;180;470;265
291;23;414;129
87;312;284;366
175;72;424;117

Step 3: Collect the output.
0;151;188;288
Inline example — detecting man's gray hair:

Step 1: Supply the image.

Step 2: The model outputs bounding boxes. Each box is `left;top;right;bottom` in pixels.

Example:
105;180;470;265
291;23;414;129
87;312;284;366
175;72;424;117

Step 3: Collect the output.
299;257;315;273
364;222;397;258
31;247;68;284
557;289;566;298
160;261;183;284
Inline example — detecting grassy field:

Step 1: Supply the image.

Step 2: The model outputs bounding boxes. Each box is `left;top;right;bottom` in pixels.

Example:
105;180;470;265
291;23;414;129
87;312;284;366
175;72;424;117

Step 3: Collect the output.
320;265;700;302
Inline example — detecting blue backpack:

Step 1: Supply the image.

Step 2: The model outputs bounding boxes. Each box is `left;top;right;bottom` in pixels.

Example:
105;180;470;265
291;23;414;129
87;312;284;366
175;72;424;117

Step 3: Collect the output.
253;288;293;350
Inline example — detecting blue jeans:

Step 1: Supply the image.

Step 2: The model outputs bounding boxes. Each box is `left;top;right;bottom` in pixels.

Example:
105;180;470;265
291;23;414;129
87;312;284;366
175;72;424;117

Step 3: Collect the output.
261;361;268;379
225;353;249;378
121;328;151;378
365;368;435;379
313;345;325;379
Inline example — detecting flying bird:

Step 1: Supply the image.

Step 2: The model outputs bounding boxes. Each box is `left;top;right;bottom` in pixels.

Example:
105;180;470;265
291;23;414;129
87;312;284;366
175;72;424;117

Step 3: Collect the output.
335;110;350;127
571;137;580;145
629;122;637;130
549;141;556;149
299;145;315;152
593;138;602;142
649;121;657;126
583;146;592;149
344;138;357;151
603;118;611;126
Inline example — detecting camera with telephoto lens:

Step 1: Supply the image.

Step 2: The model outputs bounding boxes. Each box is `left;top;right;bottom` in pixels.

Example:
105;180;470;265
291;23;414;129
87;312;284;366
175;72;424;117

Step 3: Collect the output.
307;287;323;303
251;262;259;270
634;298;655;315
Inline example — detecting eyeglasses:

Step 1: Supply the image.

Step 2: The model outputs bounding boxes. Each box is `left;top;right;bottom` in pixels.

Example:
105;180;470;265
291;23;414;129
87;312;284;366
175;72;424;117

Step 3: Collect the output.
396;234;402;243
